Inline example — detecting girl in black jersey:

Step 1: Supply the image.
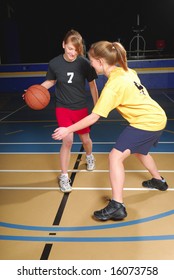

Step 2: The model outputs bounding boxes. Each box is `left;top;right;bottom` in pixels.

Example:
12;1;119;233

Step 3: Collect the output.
41;30;98;192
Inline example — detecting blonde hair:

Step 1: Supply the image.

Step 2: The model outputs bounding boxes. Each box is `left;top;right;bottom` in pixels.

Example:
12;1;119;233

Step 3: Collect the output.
88;41;128;71
63;29;85;56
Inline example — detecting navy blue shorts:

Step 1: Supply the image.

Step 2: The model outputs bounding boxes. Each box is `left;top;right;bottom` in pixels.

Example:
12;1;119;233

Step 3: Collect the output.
114;126;164;155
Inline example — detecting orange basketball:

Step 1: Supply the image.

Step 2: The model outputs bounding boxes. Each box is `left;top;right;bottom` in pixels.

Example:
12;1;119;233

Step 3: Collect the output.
25;84;50;110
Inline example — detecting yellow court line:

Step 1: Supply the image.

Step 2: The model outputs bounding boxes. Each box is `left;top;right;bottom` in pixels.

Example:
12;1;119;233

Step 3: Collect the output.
0;67;174;78
133;67;174;73
0;71;46;77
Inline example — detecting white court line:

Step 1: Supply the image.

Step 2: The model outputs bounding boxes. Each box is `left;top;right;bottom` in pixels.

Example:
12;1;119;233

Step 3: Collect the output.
163;92;174;103
0;151;174;155
0;169;173;173
0;187;173;191
0;105;27;122
0;141;174;145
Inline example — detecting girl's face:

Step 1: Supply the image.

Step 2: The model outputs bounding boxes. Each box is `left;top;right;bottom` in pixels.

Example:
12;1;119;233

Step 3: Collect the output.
63;42;78;62
89;56;104;74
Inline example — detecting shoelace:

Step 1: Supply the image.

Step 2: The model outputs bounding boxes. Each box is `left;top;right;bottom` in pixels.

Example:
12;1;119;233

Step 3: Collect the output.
87;157;95;165
60;177;71;186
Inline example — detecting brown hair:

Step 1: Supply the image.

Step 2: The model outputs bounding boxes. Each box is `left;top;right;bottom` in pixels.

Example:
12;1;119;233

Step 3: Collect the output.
63;29;85;56
88;41;128;71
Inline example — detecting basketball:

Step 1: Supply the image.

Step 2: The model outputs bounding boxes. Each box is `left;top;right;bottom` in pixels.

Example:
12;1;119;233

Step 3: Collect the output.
25;84;50;110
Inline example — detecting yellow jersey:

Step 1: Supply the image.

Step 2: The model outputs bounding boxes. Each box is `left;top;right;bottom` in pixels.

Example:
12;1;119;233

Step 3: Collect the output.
92;67;167;131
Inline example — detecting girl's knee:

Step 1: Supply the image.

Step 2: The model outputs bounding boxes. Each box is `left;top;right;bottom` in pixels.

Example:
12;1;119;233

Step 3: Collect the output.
109;148;130;162
80;134;91;146
63;138;73;148
82;138;91;146
109;149;119;161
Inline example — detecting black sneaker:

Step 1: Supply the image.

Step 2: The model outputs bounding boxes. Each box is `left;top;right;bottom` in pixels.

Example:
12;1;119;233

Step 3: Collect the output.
142;177;168;191
93;200;127;221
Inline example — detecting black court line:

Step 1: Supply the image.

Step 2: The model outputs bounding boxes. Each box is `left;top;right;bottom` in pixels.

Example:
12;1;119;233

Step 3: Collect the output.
40;146;84;260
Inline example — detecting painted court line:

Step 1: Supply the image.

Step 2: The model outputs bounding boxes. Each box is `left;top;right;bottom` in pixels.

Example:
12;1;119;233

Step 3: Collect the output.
0;187;173;191
1;235;174;242
1;210;174;242
1;209;174;231
0;141;174;145
0;105;27;122
0;151;174;155
0;169;173;173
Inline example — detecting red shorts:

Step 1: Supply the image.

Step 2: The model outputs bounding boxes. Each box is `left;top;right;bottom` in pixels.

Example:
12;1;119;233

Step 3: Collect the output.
55;107;90;134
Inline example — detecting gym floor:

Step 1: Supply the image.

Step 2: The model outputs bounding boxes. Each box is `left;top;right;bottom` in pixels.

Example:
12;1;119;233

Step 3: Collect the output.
0;89;174;260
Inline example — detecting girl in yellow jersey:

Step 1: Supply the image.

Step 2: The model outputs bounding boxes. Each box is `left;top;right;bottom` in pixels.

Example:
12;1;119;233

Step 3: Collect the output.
52;41;168;221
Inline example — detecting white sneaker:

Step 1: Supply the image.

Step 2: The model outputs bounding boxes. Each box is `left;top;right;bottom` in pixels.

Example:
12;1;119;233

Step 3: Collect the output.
86;154;95;171
58;175;72;193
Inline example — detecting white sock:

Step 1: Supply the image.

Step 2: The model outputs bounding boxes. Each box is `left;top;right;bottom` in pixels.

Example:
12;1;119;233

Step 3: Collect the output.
61;173;68;178
86;154;92;158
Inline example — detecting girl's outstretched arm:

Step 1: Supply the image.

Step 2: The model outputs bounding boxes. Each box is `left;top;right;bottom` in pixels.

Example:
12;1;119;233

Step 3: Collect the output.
52;113;100;140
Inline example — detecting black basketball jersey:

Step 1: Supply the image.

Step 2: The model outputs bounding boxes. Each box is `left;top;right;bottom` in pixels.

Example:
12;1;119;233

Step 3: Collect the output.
46;54;97;109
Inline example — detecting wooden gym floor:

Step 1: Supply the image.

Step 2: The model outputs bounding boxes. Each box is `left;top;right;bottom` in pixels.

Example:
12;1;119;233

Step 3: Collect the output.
0;89;174;260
